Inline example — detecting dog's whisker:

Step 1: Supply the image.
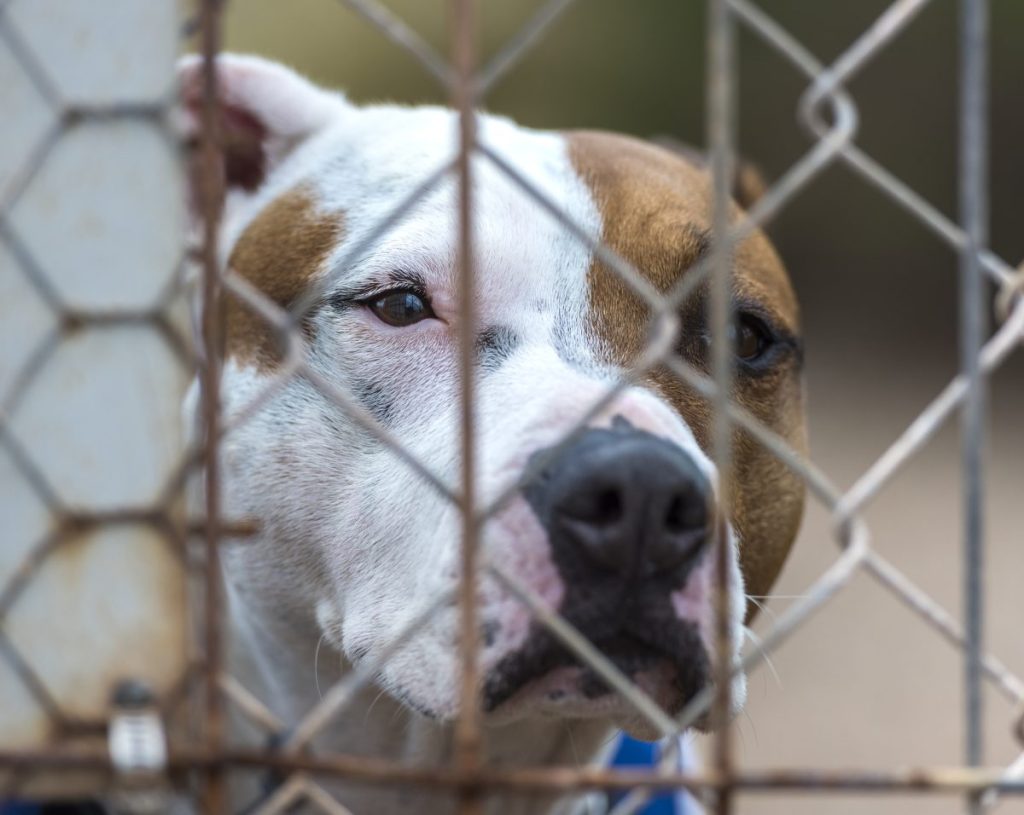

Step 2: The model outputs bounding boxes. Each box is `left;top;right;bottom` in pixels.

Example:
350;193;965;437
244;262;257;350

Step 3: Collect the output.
742;625;782;688
599;729;621;751
747;594;813;600
565;725;602;815
313;634;326;700
741;707;759;747
364;687;390;725
745;594;779;626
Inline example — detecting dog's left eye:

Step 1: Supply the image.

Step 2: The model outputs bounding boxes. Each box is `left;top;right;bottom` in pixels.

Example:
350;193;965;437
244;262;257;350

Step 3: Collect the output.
696;312;776;366
366;289;435;327
735;313;772;362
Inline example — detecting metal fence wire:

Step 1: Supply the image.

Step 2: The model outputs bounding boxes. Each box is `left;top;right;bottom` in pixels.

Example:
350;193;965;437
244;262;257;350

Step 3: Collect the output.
2;0;1024;814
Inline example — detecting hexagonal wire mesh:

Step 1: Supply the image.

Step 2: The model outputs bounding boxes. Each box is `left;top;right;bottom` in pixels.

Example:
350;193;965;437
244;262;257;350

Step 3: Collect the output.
2;0;1023;814
0;0;194;802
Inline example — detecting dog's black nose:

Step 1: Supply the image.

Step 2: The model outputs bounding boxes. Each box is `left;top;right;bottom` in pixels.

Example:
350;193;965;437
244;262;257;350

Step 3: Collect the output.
525;420;713;579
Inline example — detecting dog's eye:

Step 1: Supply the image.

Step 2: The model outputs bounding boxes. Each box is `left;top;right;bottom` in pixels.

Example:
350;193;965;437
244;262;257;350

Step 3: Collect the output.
735;313;772;362
366;289;434;327
692;311;778;369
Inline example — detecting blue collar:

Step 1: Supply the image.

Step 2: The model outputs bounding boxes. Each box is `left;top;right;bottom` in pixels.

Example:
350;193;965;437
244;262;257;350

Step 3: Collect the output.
608;734;696;815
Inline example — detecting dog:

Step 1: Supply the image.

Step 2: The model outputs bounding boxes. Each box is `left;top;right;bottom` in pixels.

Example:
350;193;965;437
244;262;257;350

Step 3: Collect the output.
179;54;806;814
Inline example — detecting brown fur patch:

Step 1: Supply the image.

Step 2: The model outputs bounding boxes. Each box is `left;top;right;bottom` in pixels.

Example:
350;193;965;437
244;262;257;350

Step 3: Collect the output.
226;185;344;368
567;130;806;613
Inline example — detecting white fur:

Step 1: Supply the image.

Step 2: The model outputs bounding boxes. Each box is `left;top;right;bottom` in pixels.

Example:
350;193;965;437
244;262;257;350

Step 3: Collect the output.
183;54;747;815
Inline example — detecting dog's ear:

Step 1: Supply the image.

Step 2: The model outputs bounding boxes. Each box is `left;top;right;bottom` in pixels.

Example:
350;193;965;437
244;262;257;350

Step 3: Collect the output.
178;54;345;206
730;161;768;211
651;136;768;211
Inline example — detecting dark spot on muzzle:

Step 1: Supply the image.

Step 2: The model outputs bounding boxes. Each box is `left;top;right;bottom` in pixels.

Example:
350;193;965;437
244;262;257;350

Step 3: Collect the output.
476;326;518;371
481;619;500;648
348;644;369;663
350;379;395;424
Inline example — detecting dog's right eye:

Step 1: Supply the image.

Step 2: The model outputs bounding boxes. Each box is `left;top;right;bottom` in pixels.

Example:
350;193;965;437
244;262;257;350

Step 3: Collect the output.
365;289;435;327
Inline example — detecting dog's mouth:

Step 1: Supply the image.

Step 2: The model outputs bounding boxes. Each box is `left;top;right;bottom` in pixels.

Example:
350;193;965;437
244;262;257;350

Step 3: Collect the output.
482;621;709;717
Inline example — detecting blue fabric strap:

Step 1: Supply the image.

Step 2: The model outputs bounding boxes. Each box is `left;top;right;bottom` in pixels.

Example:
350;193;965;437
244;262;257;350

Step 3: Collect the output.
608;734;688;814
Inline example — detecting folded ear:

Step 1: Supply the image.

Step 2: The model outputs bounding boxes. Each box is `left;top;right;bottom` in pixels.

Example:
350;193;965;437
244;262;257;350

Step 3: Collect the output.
178;53;346;204
652;135;768;211
730;160;768;211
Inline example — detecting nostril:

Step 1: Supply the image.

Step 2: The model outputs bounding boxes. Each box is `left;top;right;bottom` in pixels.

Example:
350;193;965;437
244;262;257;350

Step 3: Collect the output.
664;492;706;534
594;488;623;526
561;485;624;528
664;495;685;534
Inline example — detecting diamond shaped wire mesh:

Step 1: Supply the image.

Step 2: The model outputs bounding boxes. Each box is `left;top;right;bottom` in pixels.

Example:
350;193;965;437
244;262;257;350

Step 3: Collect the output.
1;0;1023;814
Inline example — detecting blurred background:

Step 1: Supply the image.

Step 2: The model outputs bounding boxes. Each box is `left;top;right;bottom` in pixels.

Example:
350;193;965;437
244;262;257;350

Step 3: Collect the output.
219;2;1024;813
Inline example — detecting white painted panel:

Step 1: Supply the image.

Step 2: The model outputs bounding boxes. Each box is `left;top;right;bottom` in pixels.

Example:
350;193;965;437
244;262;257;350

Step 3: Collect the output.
0;36;56;202
0;241;56;403
3;525;188;727
0;658;48;748
8;327;187;512
9;121;184;312
0;0;188;795
6;0;179;105
0;449;53;587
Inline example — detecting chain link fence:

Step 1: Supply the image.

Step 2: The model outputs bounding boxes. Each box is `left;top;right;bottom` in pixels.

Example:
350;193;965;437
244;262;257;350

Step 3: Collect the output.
2;1;1023;814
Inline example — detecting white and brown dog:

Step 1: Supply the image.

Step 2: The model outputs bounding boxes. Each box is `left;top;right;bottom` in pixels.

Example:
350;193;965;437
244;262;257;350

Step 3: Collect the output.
180;55;806;814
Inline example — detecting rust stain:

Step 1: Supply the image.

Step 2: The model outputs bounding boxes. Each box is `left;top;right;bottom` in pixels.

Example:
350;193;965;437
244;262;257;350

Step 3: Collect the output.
5;526;187;732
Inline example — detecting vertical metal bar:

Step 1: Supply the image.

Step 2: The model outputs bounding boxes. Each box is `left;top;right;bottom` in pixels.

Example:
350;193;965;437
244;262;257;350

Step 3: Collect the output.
197;1;227;812
451;1;482;813
708;1;737;813
959;0;989;811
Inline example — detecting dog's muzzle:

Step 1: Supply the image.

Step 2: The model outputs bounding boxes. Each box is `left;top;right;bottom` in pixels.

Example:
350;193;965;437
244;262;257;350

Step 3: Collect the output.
483;418;715;713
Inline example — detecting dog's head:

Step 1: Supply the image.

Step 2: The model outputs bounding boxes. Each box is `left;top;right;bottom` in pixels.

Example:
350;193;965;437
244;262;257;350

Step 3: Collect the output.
181;55;805;738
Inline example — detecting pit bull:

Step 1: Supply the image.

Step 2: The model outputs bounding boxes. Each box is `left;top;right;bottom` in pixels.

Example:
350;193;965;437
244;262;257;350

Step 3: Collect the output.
179;54;806;814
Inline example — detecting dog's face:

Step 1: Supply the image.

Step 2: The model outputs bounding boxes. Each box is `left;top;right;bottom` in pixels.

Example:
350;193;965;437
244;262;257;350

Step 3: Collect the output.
181;56;805;738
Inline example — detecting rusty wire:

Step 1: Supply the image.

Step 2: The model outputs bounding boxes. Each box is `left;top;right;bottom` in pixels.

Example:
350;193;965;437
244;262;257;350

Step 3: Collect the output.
451;5;484;815
1;0;1024;813
195;0;229;812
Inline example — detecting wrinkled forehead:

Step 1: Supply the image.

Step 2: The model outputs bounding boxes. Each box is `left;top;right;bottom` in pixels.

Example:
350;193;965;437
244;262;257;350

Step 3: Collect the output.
296;107;599;322
228;105;797;357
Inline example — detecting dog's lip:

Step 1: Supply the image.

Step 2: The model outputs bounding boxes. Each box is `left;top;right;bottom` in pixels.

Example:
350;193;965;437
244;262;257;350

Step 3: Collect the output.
483;632;679;714
487;665;617;716
484;655;691;729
